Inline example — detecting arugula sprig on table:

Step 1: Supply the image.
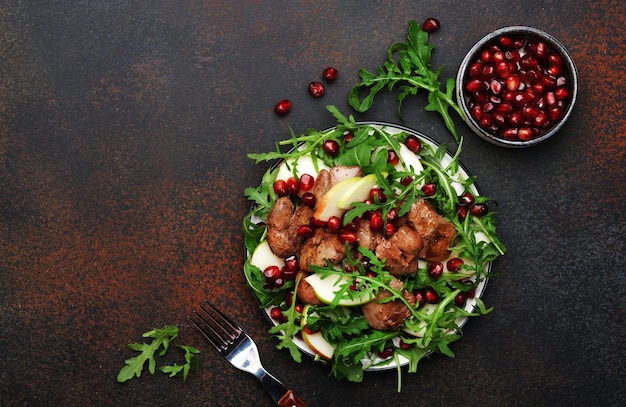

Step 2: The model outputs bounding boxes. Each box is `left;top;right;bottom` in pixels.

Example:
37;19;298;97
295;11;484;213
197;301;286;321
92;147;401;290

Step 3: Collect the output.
117;326;199;383
349;20;465;141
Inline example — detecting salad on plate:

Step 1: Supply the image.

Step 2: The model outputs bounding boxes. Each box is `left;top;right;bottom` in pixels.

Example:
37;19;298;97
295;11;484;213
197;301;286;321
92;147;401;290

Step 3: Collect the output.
243;106;505;389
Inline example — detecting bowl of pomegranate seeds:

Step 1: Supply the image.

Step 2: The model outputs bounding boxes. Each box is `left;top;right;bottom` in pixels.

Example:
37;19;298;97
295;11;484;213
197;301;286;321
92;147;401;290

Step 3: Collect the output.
456;26;578;147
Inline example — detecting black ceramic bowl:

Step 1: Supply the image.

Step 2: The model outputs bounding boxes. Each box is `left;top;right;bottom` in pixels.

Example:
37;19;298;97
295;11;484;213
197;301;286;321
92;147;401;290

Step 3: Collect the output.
456;26;578;148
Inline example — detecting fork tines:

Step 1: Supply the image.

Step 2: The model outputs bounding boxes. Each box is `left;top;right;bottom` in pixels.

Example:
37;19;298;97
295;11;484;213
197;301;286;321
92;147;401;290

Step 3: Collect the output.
189;301;243;351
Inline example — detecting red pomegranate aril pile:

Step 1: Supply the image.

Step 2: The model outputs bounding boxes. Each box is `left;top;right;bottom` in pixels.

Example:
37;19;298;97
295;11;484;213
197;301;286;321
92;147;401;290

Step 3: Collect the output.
464;35;571;141
308;81;325;98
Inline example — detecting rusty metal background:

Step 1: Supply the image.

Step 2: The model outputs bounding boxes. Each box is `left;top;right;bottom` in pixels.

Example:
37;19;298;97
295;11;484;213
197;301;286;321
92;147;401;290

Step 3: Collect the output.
1;1;624;406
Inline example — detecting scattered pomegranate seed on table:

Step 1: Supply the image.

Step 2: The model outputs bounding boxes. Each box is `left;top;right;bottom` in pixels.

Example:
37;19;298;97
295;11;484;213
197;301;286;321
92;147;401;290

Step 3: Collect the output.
422;17;440;33
308;81;325;97
322;66;338;82
274;99;291;116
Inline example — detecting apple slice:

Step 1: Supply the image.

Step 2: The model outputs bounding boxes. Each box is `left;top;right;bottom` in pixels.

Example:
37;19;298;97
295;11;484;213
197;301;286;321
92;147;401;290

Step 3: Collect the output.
337;173;380;210
249;240;284;270
300;305;335;361
395;143;424;174
313;177;360;221
275;154;330;182
305;273;374;306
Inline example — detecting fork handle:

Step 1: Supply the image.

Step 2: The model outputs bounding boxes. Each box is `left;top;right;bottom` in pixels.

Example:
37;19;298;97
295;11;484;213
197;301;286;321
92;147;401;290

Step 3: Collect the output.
258;370;307;407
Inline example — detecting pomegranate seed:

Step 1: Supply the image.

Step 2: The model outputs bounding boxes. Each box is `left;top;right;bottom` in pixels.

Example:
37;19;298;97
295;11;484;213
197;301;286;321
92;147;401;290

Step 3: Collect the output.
399;340;414;350
454;292;468;307
322;67;338;82
555;86;570;100
322;139;340;156
299;174;314;191
414;290;425;307
508;110;524;126
547;64;563;77
369;187;386;203
386;208;398;223
466;78;486;93
421;183;437;197
492;51;505;63
387;150;399;165
286;177;300;195
481;49;493;62
501;127;518;140
548;106;564;121
470;203;489;217
518;127;534;141
308;81;325;97
459;192;475;206
344;132;354;143
496;61;513;78
327;216;341;232
506;74;520;91
297;224;314;238
384;223;396;237
273;179;289;197
478;114;493;129
496;101;514;113
274;99;291;116
282;265;298;280
404;135;422;153
446;257;464;272
294;303;304;314
378;347;395;359
401;176;413;186
310;217;327;228
522;105;539;118
471;104;483;121
469;62;483;78
285;255;299;272
339;230;358;244
498;36;513;48
303;324;318;335
369;211;384;232
424;288;440;304
428;262;444;279
264;265;281;283
489;80;502;95
270;307;284;321
301;192;316;207
344;219;359;232
457;205;468;221
422;17;440;33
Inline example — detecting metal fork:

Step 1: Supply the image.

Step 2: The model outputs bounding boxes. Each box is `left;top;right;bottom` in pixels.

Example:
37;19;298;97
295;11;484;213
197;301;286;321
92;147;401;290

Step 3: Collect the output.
189;301;307;407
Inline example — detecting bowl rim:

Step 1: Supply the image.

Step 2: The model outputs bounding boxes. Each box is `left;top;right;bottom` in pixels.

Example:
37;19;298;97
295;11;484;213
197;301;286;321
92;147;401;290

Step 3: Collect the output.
455;25;579;148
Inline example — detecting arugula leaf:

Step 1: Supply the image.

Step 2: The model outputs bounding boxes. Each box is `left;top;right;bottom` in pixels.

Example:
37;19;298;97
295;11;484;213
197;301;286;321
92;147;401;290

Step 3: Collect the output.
117;326;199;383
159;345;200;381
349;20;465;141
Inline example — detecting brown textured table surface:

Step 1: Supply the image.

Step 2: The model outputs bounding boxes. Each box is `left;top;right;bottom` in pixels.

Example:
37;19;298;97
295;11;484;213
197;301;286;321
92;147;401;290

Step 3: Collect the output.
1;1;625;406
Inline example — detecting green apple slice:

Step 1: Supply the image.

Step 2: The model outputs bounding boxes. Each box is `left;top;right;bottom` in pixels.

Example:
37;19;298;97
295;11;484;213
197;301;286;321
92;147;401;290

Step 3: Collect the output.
337;173;380;210
305;273;374;306
249;240;284;270
300;305;335;361
313;177;360;221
